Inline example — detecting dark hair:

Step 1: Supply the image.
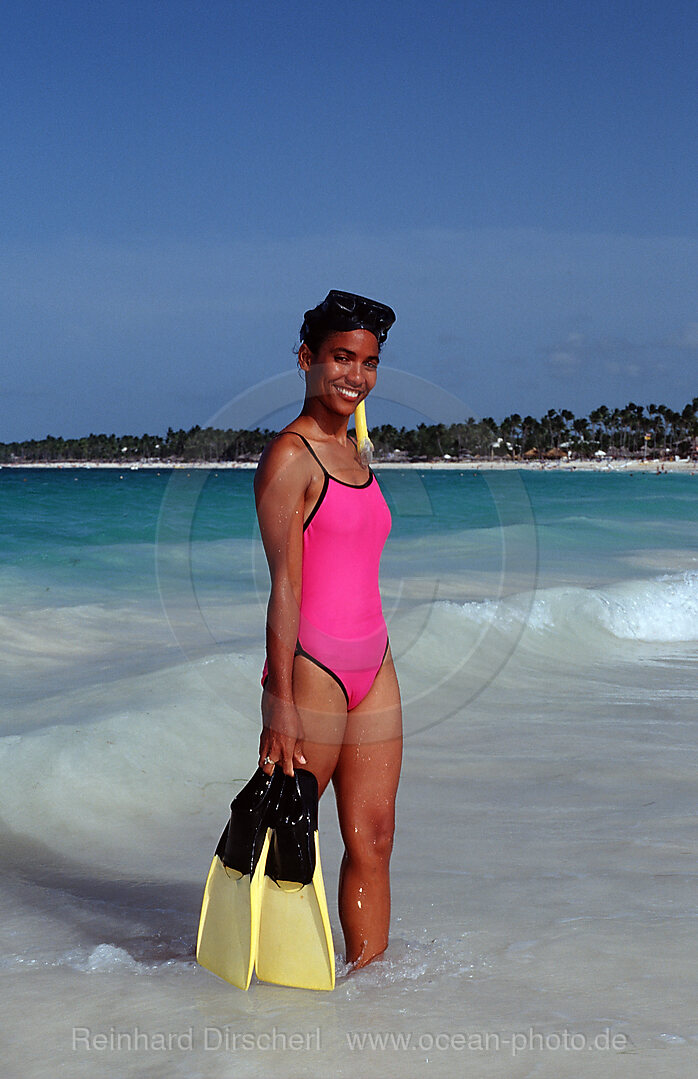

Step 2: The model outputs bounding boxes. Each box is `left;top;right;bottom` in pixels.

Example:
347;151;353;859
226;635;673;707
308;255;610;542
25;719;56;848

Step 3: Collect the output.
299;290;395;354
300;319;377;356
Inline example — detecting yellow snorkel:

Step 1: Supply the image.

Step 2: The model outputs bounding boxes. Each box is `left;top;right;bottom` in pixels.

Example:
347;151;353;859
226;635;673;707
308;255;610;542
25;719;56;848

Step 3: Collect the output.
355;399;374;466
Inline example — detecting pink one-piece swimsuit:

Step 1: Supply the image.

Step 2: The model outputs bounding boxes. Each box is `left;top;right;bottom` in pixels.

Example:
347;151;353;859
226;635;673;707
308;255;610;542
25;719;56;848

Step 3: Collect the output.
261;432;392;709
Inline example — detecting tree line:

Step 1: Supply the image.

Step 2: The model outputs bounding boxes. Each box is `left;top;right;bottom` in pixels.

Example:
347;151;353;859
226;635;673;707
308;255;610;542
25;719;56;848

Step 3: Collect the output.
2;398;697;463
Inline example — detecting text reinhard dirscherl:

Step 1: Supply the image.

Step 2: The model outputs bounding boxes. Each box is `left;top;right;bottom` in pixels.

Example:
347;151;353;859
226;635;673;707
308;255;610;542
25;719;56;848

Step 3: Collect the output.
71;1027;321;1052
71;1025;632;1055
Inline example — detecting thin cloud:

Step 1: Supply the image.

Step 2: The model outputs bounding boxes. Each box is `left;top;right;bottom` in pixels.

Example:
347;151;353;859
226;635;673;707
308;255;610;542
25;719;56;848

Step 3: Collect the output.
2;228;697;439
547;350;581;370
673;322;698;349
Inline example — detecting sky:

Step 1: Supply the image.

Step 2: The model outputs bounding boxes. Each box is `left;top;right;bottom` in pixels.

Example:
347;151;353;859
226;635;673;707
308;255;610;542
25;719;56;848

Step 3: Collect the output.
2;0;696;441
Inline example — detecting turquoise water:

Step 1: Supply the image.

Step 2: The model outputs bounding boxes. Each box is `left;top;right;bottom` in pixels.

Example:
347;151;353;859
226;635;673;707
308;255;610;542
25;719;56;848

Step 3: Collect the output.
2;463;695;708
2;466;696;587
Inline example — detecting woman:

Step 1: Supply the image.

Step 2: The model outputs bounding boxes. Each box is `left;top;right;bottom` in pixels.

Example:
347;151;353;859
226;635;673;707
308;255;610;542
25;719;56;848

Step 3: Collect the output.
253;290;402;970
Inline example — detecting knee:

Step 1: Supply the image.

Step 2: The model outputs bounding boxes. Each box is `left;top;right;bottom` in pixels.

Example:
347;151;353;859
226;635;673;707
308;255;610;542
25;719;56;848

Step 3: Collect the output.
345;812;395;867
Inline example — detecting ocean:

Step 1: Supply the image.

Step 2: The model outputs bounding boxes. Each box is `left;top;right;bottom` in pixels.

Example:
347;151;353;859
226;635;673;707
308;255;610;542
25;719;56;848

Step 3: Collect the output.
1;465;696;1078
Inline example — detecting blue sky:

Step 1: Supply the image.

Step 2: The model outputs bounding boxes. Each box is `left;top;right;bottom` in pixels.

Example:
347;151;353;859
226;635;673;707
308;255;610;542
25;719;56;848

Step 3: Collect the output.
2;0;696;440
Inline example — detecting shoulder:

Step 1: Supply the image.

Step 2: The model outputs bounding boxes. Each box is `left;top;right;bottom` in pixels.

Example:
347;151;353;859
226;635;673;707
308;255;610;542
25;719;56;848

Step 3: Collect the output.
254;431;311;494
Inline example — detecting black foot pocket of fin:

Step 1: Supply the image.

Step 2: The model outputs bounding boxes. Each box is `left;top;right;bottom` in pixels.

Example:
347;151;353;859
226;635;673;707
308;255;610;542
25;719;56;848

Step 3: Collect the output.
216;767;283;875
264;769;318;886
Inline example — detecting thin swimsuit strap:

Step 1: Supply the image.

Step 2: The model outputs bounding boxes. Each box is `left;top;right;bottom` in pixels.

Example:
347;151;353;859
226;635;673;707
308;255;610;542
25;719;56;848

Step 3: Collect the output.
287;431;373;488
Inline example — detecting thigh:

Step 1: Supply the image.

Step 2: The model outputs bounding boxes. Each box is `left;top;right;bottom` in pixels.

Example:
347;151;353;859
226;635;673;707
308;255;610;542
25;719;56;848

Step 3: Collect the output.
344;644;402;746
332;648;403;842
292;652;348;795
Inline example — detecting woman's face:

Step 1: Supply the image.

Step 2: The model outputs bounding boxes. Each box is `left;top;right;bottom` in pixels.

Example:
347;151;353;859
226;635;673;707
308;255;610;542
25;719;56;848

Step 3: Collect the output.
299;329;380;416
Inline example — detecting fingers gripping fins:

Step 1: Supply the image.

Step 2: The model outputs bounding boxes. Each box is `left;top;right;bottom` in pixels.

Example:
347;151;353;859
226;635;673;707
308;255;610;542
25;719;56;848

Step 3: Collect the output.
196;768;335;991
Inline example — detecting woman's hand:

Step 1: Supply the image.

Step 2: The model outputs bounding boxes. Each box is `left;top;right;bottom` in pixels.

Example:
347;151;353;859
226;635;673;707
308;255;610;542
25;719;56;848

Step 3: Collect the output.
259;690;307;777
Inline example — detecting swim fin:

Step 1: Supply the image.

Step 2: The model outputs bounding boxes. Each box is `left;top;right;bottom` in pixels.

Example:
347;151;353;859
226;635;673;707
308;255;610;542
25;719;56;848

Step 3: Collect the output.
255;769;335;991
196;767;280;989
196;767;335;991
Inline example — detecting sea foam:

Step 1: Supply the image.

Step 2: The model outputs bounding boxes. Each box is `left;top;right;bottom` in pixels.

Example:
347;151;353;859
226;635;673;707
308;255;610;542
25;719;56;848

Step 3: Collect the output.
440;571;698;645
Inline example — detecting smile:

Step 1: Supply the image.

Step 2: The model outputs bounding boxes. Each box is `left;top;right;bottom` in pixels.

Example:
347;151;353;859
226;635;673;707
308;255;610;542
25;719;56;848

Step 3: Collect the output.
334;386;361;400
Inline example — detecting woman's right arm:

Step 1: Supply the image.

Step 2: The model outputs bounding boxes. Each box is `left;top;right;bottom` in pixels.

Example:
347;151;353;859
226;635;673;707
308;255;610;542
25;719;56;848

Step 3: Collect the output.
253;434;309;776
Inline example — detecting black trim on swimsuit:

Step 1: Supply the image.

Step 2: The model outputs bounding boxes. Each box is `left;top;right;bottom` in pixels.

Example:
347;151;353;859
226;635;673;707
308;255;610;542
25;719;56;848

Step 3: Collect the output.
291;431;373;487
294;641;350;705
260;642;351;704
327;471;374;489
263;636;390;709
302;470;328;532
296;635;390;707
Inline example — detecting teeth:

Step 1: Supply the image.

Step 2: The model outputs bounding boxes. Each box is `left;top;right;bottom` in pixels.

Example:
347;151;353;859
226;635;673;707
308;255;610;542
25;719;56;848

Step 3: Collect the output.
336;387;360;399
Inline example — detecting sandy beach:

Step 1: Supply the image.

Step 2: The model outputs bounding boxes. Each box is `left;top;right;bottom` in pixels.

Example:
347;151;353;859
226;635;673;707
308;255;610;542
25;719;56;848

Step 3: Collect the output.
3;457;697;473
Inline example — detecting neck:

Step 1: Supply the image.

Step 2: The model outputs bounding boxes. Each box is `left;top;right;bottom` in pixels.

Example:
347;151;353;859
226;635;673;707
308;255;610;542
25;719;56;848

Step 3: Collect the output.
300;397;351;442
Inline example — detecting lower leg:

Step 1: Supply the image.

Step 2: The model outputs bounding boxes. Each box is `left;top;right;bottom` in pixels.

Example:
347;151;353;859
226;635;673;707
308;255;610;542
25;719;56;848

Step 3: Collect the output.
338;838;393;967
331;649;403;968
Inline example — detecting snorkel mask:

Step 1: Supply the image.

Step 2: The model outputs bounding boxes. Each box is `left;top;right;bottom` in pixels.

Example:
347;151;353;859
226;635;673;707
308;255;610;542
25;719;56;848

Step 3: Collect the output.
300;290;396;348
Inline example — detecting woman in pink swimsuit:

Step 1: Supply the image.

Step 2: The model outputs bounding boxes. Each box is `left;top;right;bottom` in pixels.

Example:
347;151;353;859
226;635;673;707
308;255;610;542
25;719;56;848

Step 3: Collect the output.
254;291;402;970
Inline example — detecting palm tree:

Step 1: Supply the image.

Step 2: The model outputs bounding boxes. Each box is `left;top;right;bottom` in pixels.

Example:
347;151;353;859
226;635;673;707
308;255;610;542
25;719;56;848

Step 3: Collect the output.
589;405;611;453
572;417;590;456
500;414;522;457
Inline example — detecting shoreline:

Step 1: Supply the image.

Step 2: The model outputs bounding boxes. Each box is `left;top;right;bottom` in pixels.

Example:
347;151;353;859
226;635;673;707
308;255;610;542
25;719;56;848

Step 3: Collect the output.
2;458;696;473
